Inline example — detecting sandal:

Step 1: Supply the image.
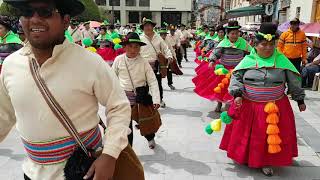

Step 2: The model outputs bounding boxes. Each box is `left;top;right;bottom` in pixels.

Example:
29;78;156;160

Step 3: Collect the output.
261;167;274;177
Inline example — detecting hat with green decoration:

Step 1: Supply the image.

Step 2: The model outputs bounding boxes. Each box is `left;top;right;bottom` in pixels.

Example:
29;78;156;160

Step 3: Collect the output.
120;32;146;46
140;17;156;29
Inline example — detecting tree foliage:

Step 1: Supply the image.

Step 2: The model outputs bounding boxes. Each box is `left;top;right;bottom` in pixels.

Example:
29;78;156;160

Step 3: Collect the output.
77;0;101;22
0;2;20;17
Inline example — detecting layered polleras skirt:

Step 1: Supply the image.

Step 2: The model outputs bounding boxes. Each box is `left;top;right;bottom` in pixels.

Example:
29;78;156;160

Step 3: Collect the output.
193;61;234;103
220;95;298;168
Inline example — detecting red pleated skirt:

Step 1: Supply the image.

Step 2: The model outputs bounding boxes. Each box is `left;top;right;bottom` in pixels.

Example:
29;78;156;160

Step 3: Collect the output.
193;61;234;103
219;96;298;168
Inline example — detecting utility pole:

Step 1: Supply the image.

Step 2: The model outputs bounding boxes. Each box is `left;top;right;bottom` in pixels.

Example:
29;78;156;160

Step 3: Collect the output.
220;0;224;22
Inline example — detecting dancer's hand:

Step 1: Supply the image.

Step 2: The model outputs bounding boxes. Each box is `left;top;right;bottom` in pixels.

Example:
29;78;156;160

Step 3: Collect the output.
234;97;243;108
209;62;214;68
154;104;160;110
84;154;116;180
298;104;306;112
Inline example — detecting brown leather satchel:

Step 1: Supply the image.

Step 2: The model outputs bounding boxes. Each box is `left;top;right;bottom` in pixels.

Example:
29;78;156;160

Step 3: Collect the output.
157;53;168;78
131;104;162;136
170;58;183;75
147;38;168;78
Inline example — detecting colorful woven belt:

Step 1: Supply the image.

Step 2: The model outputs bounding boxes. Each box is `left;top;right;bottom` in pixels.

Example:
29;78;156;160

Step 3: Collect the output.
220;53;244;67
243;84;285;102
22;126;102;165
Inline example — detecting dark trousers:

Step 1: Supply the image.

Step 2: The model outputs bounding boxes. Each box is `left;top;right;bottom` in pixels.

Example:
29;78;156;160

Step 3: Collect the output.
167;68;173;86
176;48;183;66
24;174;31;180
289;58;302;72
154;71;163;101
128;120;155;145
302;64;320;87
182;43;188;60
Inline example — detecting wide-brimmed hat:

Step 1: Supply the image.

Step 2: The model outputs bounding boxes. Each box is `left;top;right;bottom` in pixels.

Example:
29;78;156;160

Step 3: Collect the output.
225;20;241;30
169;25;176;31
140;18;156;29
70;18;79;26
215;25;225;32
290;18;300;25
120;32;146;46
209;27;215;32
158;28;168;34
4;0;85;17
0;16;12;30
255;22;278;42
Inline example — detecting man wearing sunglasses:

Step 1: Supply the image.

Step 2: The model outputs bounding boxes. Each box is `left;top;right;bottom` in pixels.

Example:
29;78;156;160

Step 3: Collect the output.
0;0;132;180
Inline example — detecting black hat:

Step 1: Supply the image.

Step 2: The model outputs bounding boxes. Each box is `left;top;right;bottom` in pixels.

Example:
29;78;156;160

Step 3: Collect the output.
4;0;85;17
225;20;241;29
203;25;209;29
209;27;215;32
181;24;186;27
120;32;146;46
255;22;278;42
140;18;156;29
109;24;115;29
215;25;224;32
0;16;12;30
70;18;79;26
290;18;300;25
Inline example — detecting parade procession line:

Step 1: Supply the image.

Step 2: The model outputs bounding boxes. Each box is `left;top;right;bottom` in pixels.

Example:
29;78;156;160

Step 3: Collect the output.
0;49;320;179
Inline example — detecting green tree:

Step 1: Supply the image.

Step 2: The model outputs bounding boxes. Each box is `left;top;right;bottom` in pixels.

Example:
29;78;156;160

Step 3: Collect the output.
0;2;20;17
77;0;101;22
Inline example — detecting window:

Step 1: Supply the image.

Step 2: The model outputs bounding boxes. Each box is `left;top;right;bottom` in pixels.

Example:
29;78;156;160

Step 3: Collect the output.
113;11;121;23
129;12;139;23
126;0;136;6
95;0;106;6
109;0;120;6
139;0;150;7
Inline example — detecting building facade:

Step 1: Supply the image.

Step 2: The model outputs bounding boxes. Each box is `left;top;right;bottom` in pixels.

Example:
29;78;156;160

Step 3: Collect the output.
278;0;315;24
228;0;262;26
96;0;193;26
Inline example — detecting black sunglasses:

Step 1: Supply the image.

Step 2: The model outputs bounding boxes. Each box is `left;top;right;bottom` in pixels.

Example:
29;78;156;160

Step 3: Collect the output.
19;7;59;18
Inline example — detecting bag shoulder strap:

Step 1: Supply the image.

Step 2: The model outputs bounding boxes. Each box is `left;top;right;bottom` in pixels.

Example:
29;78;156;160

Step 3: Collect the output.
28;58;90;157
124;56;136;93
71;26;80;36
145;35;159;55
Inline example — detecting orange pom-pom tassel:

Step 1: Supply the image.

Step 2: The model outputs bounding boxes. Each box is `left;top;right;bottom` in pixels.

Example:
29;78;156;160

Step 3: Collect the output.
214;87;222;93
218;83;225;88
264;102;279;113
222;78;229;85
266;113;279;124
267;134;282;145
267;124;280;134
268;144;282;154
226;73;231;79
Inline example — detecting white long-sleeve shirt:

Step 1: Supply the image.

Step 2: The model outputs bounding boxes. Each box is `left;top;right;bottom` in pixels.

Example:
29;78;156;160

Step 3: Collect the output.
0;40;131;180
112;54;160;104
140;33;173;64
68;26;82;42
82;28;98;40
166;33;181;59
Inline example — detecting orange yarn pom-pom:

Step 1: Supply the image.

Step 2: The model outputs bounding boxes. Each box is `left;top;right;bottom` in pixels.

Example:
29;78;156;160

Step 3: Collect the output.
267;124;280;135
225;73;231;79
218;83;225;88
266;113;279;124
268;144;282;154
264;102;279;113
214;87;222;93
222;78;229;85
267;134;282;145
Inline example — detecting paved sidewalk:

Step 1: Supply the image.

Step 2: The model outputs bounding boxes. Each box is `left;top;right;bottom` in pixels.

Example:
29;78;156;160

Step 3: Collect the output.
0;49;320;180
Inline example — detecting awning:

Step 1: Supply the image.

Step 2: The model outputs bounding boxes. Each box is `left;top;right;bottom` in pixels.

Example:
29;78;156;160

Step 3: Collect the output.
226;6;265;18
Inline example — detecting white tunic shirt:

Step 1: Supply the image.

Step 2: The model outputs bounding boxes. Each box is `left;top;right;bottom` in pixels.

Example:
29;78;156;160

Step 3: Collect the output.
139;33;173;64
112;54;160;104
82;28;98;40
0;40;131;180
68;26;82;42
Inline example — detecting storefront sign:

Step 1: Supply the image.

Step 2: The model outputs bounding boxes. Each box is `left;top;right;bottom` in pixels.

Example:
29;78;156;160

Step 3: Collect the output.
150;0;192;11
250;0;274;6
